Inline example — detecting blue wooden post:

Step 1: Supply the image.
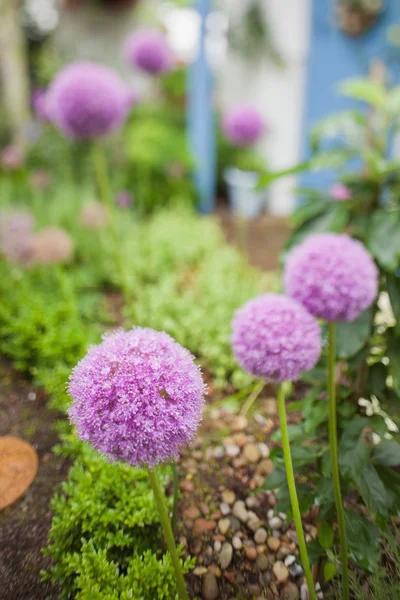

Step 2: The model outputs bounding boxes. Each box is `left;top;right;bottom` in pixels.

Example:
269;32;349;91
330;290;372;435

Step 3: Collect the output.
187;0;216;213
301;0;400;192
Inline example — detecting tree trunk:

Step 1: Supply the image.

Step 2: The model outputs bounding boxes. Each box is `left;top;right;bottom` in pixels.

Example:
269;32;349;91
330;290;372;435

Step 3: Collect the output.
0;0;30;142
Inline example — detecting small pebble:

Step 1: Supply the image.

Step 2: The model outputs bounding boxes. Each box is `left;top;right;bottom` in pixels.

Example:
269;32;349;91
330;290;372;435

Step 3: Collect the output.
220;502;231;516
256;554;269;572
267;537;280;552
245;496;259;509
289;563;304;578
214;541;222;553
222;490;236;505
194;566;208;576
233;500;249;523
259;443;270;458
284;555;296;567
232;415;248;431
272;561;289;583
232;536;242;550
202;573;219;600
218;518;230;535
226;444;241;458
269;516;283;530
281;582;300;600
254;528;268;544
219;542;233;569
243;443;261;463
245;547;257;561
213;446;225;459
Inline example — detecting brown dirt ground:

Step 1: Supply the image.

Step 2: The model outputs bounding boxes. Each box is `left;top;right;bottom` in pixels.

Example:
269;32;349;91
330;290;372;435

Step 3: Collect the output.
0;358;69;600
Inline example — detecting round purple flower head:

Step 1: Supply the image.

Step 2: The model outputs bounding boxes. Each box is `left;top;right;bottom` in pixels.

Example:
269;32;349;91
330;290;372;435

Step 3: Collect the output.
231;294;321;382
68;328;206;468
124;29;173;75
116;190;133;208
330;183;351;201
46;62;129;139
284;233;379;322
223;104;265;146
31;88;49;121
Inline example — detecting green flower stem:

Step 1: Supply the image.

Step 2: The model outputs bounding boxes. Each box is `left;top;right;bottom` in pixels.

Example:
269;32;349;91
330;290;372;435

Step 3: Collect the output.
147;468;189;600
171;460;179;534
92;143;132;305
277;382;317;600
328;323;350;600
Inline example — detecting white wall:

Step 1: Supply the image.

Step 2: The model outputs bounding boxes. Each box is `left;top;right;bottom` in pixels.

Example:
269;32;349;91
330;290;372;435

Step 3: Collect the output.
217;0;312;216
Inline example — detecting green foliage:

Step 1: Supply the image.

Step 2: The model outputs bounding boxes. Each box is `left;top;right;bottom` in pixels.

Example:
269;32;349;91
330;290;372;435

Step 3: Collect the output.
43;436;193;599
217;130;267;190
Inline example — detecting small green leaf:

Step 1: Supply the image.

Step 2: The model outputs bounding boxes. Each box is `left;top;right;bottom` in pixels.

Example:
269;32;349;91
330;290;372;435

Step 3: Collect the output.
372;440;400;467
324;562;337;582
338;78;386;108
345;509;380;572
367;210;400;272
318;522;334;550
335;309;372;359
354;464;388;517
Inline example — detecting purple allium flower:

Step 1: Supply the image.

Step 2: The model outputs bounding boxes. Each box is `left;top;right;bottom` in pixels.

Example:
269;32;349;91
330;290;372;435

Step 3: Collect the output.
30;226;74;265
0;210;34;264
1;145;24;171
68;328;206;467
115;190;133;208
231;294;321;382
46;62;129;139
80;201;108;229
124;29;173;75
31;88;49;121
284;233;379;322
330;183;351;201
222;105;265;146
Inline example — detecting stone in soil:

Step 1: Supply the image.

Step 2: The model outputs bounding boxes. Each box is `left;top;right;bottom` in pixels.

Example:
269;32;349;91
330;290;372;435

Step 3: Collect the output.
220;502;231;516
222;490;236;505
225;444;241;458
243;443;261;463
254;527;268;544
232;535;242;550
268;516;283;530
194;519;217;535
232;415;248;431
245;547;257;561
284;554;296;567
273;561;289;583
267;536;281;552
233;500;249;523
218;518;230;535
289;563;304;578
202;573;220;600
281;582;300;600
219;542;233;569
256;554;269;572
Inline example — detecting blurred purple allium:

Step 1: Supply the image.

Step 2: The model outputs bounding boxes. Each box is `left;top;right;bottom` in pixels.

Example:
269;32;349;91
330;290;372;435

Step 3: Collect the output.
124;29;173;75
80;201;108;229
231;293;321;382
284;233;378;322
68;328;206;467
30;169;52;191
222;105;265;146
1;145;24;171
330;183;351;201
46;62;129;139
115;190;133;208
31;88;49;121
30;226;74;265
0;210;34;264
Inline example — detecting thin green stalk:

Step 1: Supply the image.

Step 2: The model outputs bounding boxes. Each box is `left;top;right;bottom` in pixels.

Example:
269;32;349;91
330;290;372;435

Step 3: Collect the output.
328;323;350;600
171;461;179;534
147;468;189;600
277;383;317;600
91;143;132;306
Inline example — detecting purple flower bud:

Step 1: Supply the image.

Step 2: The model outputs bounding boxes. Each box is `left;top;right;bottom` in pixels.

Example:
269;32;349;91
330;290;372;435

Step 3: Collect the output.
231;294;321;382
46;62;129;140
330;183;351;201
0;210;35;265
1;145;24;171
124;29;173;75
222;105;265;146
68;328;206;468
284;233;379;322
31;88;49;121
30;226;74;266
115;190;133;208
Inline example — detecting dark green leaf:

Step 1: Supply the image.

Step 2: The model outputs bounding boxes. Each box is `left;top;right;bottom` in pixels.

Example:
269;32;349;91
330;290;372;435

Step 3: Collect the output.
374;466;400;512
367;362;387;396
354;464;388;517
387;331;400;396
290;199;328;228
318;522;334;549
335;309;372;359
372;440;400;467
345;509;380;572
261;467;287;491
387;274;400;330
367;210;400;272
